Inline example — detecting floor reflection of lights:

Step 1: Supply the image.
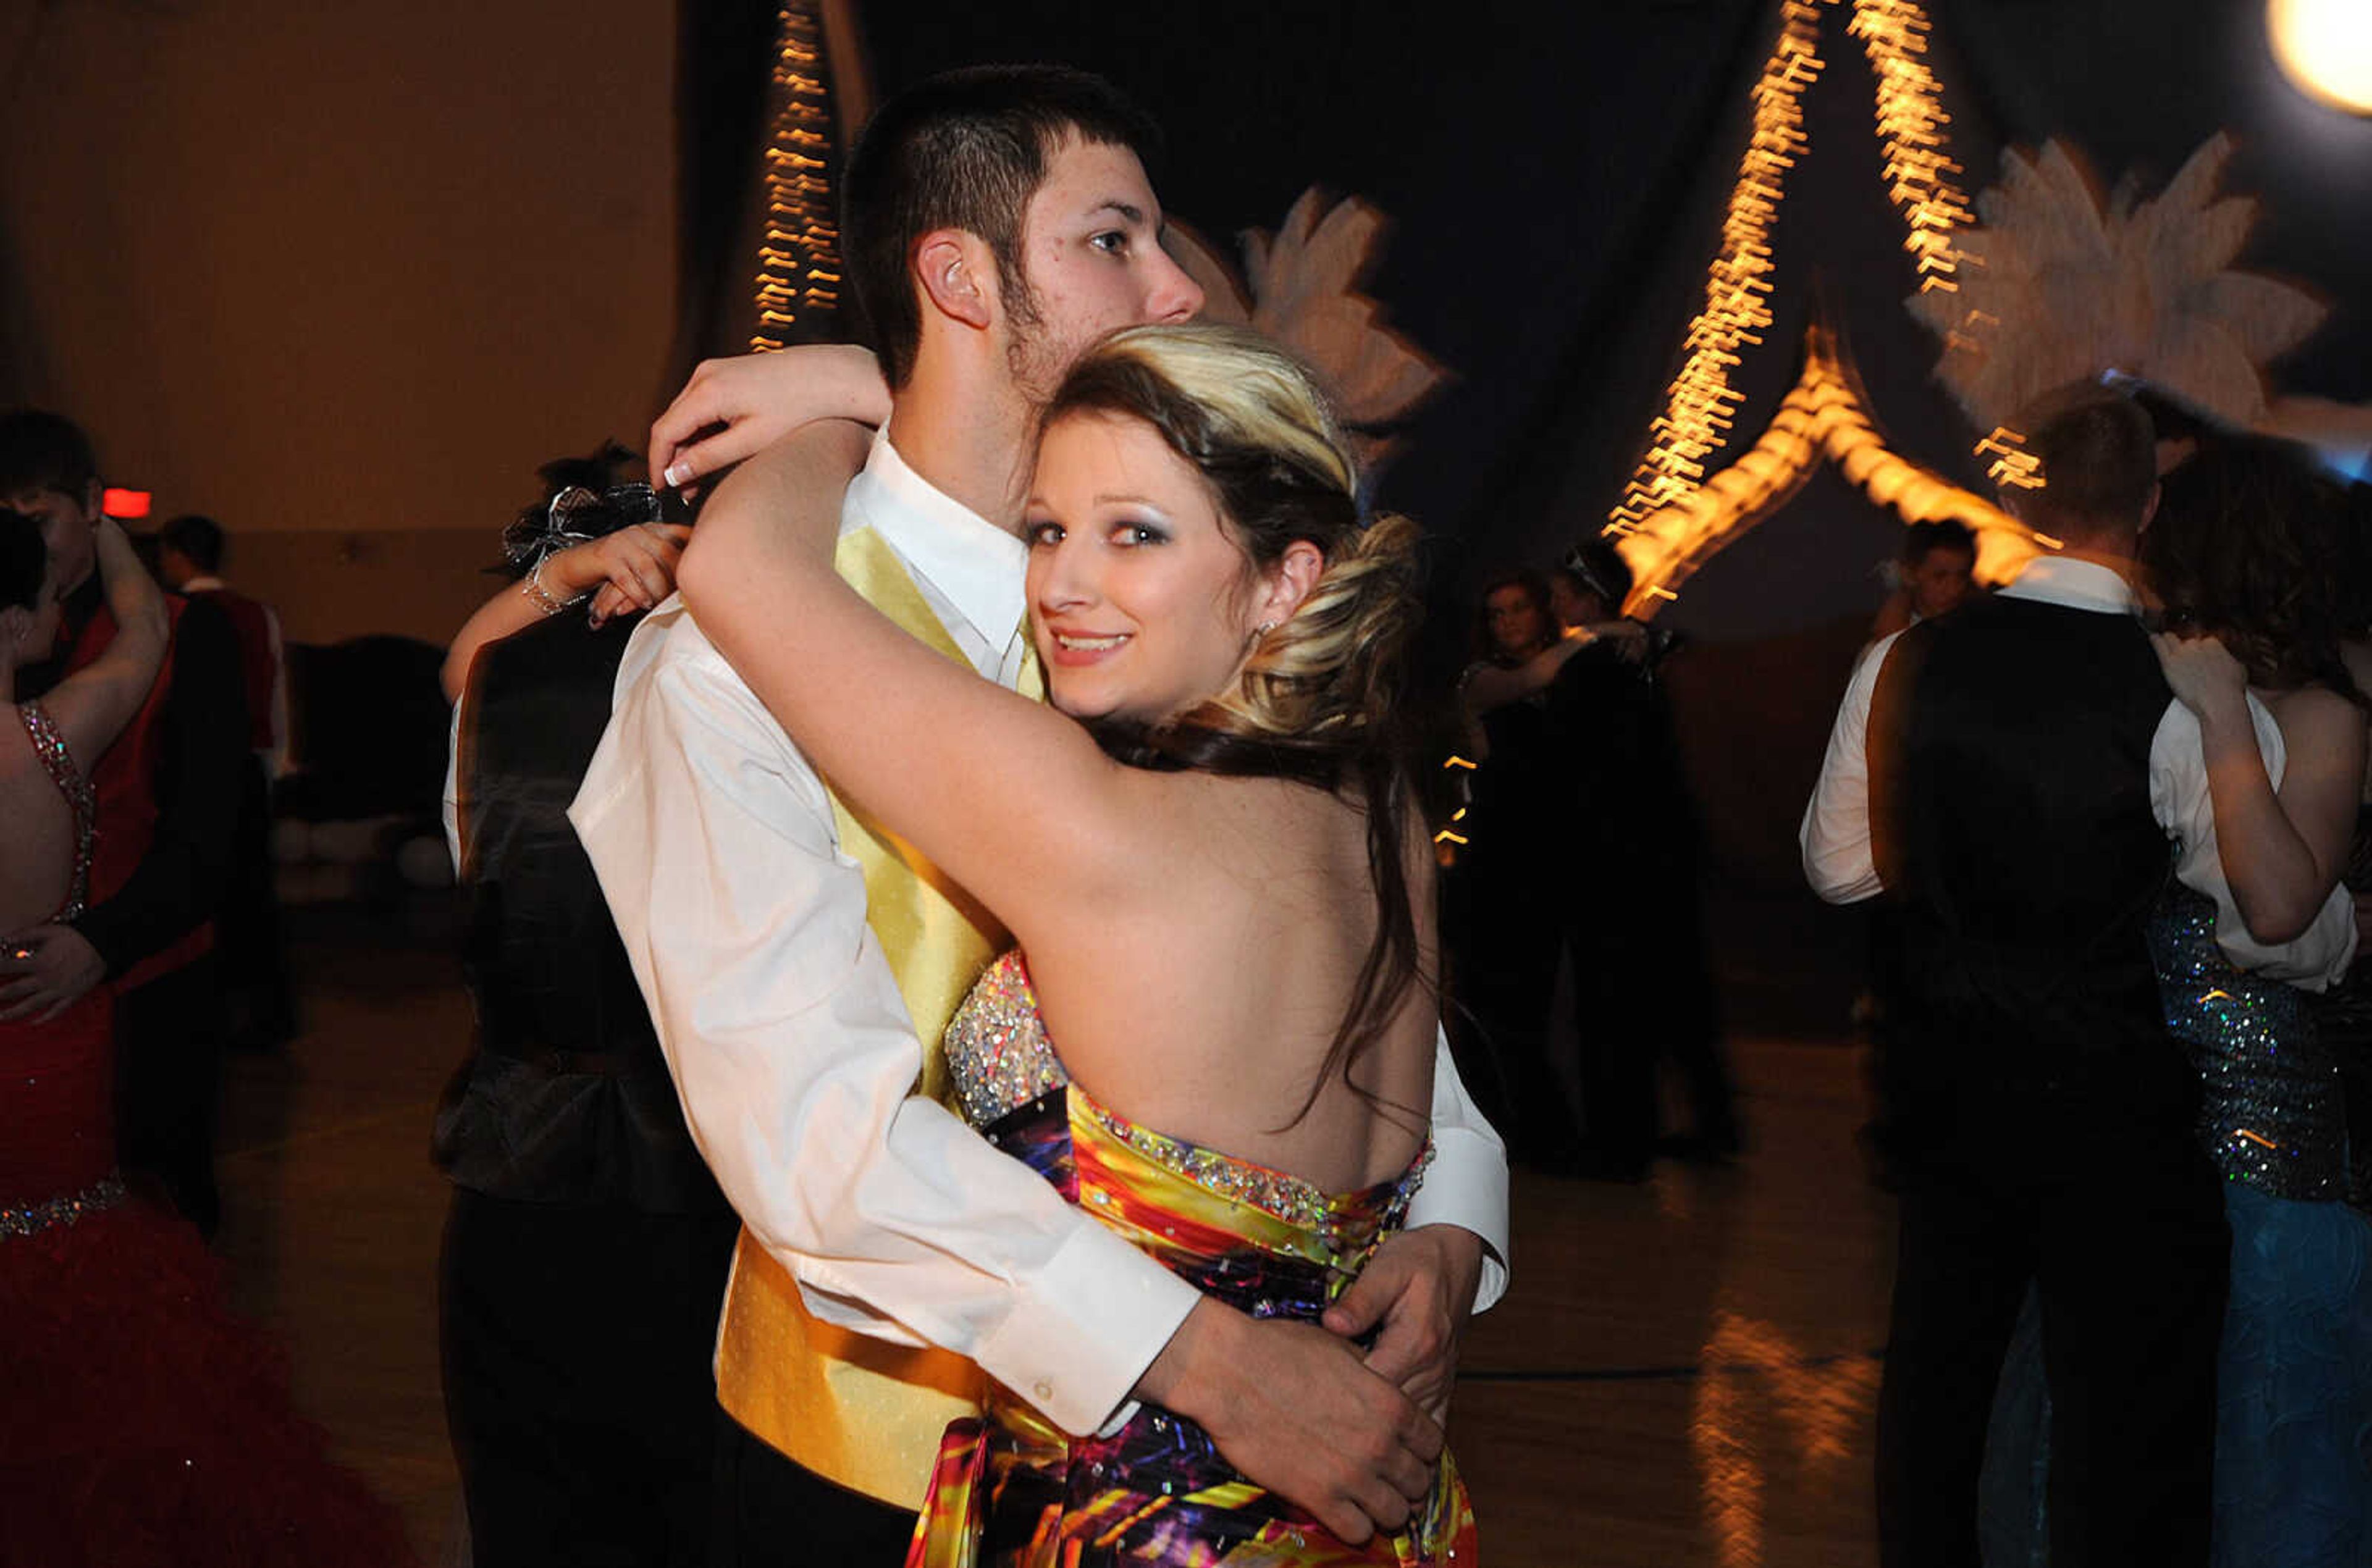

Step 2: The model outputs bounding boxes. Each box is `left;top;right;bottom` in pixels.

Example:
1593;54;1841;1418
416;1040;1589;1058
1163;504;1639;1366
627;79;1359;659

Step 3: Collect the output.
1693;1314;1882;1568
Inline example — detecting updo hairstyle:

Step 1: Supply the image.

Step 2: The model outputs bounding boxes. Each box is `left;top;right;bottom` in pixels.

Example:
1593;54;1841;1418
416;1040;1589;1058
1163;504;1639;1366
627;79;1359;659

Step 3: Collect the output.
1042;322;1428;1121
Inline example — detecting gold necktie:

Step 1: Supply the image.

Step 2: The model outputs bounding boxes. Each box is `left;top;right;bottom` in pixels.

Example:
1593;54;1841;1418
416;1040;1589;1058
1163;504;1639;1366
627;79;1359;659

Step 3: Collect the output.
1015;622;1045;702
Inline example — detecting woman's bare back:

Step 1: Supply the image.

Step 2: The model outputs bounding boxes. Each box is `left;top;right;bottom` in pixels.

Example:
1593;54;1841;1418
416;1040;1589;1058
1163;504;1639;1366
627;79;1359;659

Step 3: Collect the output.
1;705;81;933
1017;771;1438;1196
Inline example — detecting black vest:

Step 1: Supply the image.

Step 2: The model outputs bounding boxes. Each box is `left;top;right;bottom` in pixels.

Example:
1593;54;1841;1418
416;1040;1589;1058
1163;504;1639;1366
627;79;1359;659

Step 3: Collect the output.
1870;593;2193;1139
434;613;725;1212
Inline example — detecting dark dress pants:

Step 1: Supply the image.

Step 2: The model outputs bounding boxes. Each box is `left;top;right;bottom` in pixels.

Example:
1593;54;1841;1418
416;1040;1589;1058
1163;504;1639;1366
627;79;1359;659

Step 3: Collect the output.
1874;1105;2229;1568
113;953;225;1237
710;1408;919;1567
441;1189;740;1568
219;755;296;1046
1445;854;1584;1163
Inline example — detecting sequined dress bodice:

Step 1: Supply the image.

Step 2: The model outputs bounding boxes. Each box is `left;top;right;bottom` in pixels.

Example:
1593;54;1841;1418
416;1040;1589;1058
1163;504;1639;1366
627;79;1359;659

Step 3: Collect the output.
925;950;1471;1567
943;949;1434;1256
2148;884;2350;1201
17;699;97;923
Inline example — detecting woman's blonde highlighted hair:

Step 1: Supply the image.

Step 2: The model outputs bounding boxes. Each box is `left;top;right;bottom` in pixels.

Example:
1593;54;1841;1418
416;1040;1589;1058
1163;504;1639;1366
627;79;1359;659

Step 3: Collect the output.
1043;322;1428;1123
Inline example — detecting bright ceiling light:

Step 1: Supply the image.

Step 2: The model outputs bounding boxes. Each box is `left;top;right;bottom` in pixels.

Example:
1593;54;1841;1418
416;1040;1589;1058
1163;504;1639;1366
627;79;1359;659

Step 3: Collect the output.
2269;0;2372;115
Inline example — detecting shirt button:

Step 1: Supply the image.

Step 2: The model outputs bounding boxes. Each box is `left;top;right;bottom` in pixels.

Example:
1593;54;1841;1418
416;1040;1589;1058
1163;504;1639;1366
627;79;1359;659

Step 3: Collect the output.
1033;1380;1054;1401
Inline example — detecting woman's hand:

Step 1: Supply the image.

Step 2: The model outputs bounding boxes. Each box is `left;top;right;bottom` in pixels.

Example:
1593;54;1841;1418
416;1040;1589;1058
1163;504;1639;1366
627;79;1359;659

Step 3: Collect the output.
2150;629;2250;722
441;522;688;702
536;522;691;628
650;345;891;498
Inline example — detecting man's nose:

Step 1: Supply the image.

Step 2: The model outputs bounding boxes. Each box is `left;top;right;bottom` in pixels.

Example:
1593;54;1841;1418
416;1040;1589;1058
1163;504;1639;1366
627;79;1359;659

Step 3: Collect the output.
1150;251;1204;324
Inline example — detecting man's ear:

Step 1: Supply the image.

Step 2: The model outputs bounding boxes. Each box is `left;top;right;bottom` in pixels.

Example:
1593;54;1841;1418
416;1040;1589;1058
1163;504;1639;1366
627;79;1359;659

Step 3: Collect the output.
0;602;28;653
80;478;103;521
2137;481;2161;536
914;229;997;332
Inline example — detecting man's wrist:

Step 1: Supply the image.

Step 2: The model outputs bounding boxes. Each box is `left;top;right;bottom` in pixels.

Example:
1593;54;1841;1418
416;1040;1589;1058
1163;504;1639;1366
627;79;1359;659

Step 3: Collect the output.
1132;1298;1236;1426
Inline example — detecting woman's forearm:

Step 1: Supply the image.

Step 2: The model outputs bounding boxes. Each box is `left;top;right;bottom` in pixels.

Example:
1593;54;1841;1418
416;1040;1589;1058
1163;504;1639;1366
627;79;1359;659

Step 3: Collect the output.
2199;697;2329;942
1458;633;1588;718
96;522;167;661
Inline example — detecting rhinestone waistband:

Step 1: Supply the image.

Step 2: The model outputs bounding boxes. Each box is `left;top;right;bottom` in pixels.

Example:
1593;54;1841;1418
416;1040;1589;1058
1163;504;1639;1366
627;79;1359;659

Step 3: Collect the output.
1;1173;128;1238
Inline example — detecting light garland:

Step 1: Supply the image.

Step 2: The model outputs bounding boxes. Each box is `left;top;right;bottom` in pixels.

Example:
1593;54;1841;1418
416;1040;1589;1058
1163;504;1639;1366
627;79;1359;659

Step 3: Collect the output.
1602;0;1987;606
1848;0;1972;295
749;2;843;352
1610;324;2054;616
1973;425;2045;492
1607;0;1838;534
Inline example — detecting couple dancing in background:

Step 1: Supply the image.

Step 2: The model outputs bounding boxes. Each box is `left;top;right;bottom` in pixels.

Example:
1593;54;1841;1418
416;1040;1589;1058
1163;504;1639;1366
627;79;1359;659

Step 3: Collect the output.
1806;384;2372;1567
1;501;411;1561
572;67;1502;1566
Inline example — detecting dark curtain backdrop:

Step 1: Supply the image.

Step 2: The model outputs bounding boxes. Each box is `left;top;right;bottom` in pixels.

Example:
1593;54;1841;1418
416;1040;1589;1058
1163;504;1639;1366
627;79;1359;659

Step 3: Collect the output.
669;0;2372;889
676;0;2369;642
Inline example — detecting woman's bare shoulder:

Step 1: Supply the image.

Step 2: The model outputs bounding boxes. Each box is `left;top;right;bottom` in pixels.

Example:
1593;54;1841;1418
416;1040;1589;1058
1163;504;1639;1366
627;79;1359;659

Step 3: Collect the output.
2262;682;2366;739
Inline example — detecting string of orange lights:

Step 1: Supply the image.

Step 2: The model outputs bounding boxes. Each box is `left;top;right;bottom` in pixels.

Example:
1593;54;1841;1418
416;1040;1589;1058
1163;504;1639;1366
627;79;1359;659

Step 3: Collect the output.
1605;0;1983;605
749;2;843;353
1848;0;1972;296
1606;0;1838;536
1610;324;2055;617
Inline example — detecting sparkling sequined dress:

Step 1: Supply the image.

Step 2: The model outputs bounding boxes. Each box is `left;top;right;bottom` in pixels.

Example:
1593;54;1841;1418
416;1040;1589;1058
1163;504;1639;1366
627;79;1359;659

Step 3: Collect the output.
0;702;414;1568
1981;885;2372;1568
906;950;1478;1567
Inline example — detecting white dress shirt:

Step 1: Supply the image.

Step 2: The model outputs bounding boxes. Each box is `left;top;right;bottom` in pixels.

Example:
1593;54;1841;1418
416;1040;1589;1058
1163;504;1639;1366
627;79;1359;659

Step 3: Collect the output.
1801;555;2355;987
571;425;1510;1436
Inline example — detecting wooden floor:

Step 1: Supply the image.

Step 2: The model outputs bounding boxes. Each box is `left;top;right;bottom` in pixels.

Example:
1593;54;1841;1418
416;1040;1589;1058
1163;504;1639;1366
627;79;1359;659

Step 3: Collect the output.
216;895;1896;1568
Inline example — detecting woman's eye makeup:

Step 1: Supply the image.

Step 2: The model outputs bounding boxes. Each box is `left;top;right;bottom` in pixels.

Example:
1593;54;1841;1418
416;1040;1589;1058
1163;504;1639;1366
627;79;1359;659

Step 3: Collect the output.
1109;520;1169;547
1023;518;1065;548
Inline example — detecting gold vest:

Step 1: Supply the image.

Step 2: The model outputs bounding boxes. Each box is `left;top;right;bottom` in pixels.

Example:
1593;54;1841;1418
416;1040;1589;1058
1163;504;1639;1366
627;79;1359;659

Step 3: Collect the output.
712;525;1026;1509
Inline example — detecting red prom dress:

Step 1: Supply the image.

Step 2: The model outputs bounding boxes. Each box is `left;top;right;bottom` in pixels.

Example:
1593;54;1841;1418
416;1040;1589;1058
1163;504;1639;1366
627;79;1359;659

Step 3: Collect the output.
0;700;414;1568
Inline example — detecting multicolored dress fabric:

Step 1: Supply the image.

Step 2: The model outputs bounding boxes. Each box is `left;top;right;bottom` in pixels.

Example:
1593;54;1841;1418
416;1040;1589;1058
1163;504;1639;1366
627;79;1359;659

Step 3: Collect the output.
1980;884;2372;1568
908;950;1478;1567
1;702;414;1568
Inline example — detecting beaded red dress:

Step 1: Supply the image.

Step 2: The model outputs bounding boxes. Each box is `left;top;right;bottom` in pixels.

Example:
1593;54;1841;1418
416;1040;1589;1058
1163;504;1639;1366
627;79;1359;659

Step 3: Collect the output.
0;700;414;1568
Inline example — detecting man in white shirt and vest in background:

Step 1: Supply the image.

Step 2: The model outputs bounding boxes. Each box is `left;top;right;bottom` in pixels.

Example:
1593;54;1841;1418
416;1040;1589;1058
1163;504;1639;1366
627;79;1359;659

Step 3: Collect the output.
574;66;1510;1564
1801;384;2263;1568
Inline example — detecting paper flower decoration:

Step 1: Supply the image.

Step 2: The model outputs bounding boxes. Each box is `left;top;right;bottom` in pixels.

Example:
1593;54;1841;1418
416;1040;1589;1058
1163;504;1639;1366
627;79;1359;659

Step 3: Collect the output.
1910;133;2327;432
1166;190;1447;465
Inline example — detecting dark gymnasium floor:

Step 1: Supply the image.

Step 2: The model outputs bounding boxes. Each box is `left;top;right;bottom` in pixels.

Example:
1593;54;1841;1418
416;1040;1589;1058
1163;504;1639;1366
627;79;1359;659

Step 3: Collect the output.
215;887;1891;1568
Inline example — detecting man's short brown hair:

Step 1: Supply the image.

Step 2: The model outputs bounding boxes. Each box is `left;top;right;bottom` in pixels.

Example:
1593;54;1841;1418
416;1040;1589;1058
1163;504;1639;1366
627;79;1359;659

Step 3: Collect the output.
2009;382;2158;529
842;65;1161;388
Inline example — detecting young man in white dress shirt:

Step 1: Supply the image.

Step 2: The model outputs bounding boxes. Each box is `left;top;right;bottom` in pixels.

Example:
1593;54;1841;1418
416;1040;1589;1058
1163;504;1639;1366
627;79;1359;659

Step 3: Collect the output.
573;67;1509;1564
1801;385;2351;1567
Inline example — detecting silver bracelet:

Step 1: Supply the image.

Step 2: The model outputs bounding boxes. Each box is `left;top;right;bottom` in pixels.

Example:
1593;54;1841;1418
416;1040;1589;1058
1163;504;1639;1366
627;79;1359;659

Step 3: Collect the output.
523;554;587;617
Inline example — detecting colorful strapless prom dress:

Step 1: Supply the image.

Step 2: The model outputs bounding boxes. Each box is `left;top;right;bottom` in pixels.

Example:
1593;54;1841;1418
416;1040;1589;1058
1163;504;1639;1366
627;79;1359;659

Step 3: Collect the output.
905;950;1479;1567
0;700;414;1568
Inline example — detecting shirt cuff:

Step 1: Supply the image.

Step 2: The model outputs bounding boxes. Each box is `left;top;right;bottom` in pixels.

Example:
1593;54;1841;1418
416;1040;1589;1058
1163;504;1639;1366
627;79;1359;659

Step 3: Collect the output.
1406;1123;1512;1313
970;1213;1202;1436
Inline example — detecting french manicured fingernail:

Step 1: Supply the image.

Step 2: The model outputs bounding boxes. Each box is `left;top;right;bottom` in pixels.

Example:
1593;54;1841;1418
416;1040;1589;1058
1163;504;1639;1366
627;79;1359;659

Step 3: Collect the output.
663;461;693;488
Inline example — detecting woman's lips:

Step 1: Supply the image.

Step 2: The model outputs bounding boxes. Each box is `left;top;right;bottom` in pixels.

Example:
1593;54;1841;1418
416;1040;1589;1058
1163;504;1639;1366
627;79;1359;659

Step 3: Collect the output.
1046;630;1131;668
